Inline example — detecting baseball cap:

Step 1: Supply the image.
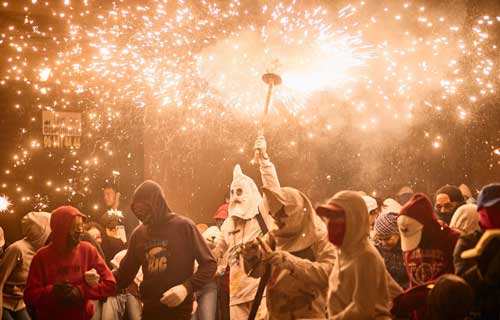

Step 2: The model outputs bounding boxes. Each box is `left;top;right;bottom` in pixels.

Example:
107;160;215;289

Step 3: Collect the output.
397;215;423;251
477;183;500;209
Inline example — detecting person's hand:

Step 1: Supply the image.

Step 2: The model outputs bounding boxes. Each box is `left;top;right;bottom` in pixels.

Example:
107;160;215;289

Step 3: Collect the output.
241;239;262;261
85;268;100;286
160;285;188;307
53;282;82;305
254;135;268;160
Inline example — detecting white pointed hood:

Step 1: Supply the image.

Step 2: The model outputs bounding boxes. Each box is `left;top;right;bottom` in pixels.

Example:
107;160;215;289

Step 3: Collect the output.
228;165;262;220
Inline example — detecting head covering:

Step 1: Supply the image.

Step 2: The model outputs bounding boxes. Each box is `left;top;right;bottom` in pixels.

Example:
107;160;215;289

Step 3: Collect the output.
449;203;480;234
397;186;414;205
213;204;229;220
22;211;51;249
263;186;326;252
398;193;459;251
427;274;474;320
382;198;403;215
477;183;500;209
374;211;400;237
459;184;473;200
202;226;221;242
50;206;85;250
100;210;124;229
317;191;369;252
131;180;172;228
435;185;465;203
362;195;378;212
228;165;262;219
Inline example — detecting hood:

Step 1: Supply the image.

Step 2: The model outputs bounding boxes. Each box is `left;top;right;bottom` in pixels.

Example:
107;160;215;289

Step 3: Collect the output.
203;226;221;242
382;198;403;215
459;184;473;199
399;193;452;249
131;180;173;227
450;203;480;234
50;206;85;250
228;165;262;219
22;211;51;249
263;186;326;252
362;195;378;212
326;191;369;252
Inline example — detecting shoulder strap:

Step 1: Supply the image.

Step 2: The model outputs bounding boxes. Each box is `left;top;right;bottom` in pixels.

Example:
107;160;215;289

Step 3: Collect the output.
256;208;269;235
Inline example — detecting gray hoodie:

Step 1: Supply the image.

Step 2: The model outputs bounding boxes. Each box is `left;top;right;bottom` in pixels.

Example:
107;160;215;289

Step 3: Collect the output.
0;212;51;311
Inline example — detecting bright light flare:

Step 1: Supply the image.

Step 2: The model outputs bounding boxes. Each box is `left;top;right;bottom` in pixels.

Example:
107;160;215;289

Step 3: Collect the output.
0;195;12;213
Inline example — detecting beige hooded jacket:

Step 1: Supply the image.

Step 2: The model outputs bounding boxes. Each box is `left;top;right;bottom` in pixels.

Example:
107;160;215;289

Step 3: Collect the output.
326;191;396;320
244;187;336;319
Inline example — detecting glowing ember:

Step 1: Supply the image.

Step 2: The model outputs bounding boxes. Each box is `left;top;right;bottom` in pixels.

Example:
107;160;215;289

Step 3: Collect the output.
0;195;12;213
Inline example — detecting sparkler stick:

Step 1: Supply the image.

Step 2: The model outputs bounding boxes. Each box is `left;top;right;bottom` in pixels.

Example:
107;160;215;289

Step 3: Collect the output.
253;72;282;163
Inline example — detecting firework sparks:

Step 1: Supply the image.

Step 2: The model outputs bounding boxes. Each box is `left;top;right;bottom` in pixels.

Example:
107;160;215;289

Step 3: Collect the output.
0;195;12;213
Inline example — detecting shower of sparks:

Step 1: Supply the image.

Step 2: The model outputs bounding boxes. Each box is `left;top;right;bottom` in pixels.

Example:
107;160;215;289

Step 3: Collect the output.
0;195;13;213
0;0;499;208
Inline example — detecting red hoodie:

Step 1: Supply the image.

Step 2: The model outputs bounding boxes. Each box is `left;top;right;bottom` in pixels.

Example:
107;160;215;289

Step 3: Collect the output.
24;206;116;320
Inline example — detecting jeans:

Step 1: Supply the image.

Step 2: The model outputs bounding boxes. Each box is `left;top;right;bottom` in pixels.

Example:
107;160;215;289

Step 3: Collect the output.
191;280;217;320
2;308;30;320
102;293;142;320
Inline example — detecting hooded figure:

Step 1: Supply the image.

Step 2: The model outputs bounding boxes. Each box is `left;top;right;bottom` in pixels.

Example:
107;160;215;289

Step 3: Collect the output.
0;212;51;318
449;203;480;235
242;187;335;319
115;180;217;320
317;191;399;319
212;136;279;320
434;185;466;225
398;194;460;288
453;183;500;319
24;206;116;320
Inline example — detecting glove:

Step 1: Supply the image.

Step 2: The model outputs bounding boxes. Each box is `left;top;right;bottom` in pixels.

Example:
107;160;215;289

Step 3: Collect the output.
262;250;294;270
85;268;100;287
53;281;82;305
160;284;188;307
254;135;269;160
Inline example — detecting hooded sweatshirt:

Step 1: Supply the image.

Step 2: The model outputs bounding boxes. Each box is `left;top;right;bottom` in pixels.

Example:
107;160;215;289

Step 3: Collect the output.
213;160;279;306
24;206;116;320
115;180;217;318
398;194;460;288
0;212;51;312
244;187;336;319
326;191;395;320
449;203;480;235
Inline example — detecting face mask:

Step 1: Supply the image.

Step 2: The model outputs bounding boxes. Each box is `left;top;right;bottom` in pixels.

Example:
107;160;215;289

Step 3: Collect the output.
228;165;261;219
132;202;154;226
271;206;303;237
327;218;346;247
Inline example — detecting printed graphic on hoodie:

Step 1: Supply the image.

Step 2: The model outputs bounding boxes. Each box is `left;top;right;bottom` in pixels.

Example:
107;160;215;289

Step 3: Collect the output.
405;248;446;286
145;240;170;274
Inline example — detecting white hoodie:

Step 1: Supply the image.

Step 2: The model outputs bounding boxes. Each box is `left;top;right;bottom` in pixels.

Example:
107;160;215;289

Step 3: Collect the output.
327;191;396;320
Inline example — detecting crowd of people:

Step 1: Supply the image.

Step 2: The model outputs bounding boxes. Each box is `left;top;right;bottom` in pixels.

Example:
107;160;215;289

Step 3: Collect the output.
0;135;499;320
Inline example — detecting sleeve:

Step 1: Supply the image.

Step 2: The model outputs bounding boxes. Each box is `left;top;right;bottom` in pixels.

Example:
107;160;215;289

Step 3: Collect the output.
76;246;117;300
23;252;58;312
116;232;142;290
453;235;477;278
259;159;280;191
183;222;217;294
283;234;335;288
331;253;390;320
0;245;22;311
